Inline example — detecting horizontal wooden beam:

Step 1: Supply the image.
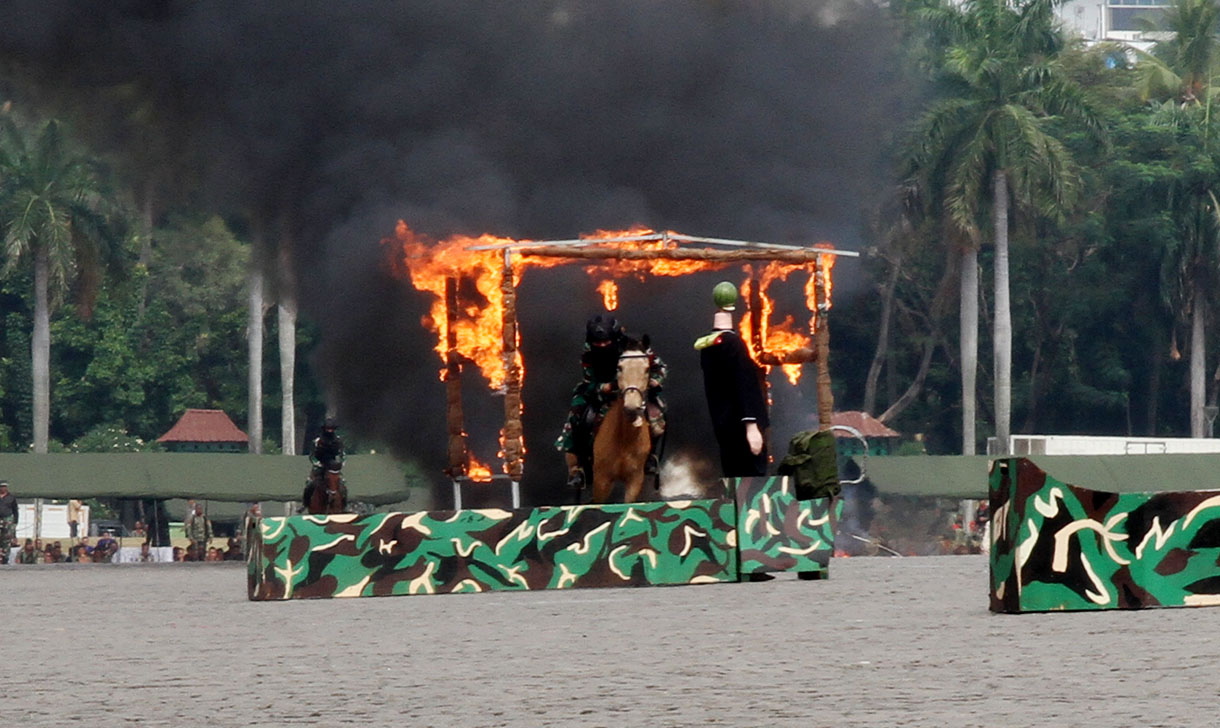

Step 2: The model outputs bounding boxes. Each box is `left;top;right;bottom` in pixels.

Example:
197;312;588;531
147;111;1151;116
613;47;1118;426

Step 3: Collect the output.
516;246;839;264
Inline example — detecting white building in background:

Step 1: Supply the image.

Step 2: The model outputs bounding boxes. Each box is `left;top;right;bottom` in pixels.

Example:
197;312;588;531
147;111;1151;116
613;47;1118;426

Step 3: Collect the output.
988;434;1220;455
1056;0;1169;50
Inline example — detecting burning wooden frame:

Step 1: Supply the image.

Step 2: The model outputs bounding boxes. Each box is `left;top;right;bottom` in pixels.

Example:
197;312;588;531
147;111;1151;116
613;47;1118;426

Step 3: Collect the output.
391;225;857;497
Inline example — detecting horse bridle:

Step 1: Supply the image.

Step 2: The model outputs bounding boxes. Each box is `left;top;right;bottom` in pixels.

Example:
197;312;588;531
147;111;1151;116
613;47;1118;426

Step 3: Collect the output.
617;352;650;418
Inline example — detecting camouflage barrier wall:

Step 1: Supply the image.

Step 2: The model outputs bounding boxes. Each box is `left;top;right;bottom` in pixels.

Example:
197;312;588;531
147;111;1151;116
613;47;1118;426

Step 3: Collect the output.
735;475;835;575
248;476;838;600
990;457;1220;612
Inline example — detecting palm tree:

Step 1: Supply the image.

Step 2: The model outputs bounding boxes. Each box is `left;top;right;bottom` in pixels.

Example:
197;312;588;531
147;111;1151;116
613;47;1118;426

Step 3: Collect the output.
0;117;124;453
277;224;297;456
1135;0;1220;436
248;264;265;455
1135;0;1220;105
1144;100;1220;437
906;0;1102;453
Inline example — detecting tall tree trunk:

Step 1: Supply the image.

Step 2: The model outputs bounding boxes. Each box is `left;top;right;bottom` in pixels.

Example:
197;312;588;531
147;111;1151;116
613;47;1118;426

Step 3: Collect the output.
1147;341;1161;435
277;224;298;455
248;269;265;454
278;297;297;455
864;252;902;415
993;169;1012;454
960;245;979;455
137;180;154;317
32;246;50;454
1191;285;1206;437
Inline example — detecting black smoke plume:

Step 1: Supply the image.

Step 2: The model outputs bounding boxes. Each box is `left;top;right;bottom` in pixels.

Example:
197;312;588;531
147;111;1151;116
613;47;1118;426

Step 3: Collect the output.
0;1;909;501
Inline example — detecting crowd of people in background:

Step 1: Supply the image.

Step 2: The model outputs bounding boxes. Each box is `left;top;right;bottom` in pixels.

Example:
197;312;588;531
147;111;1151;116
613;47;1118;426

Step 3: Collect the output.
945;500;990;555
8;533;245;564
2;486;257;565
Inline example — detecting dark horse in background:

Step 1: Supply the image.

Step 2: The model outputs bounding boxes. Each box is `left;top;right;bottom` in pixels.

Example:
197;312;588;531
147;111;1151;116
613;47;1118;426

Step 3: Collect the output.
306;467;348;515
590;337;655;503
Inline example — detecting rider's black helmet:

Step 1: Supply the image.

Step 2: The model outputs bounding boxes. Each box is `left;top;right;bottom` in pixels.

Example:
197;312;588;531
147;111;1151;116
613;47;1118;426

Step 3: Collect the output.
585;315;622;345
322;417;338;432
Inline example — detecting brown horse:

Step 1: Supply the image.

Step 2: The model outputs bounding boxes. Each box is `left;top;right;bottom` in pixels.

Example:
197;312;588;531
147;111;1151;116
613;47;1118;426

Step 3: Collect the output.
307;468;348;515
591;340;653;503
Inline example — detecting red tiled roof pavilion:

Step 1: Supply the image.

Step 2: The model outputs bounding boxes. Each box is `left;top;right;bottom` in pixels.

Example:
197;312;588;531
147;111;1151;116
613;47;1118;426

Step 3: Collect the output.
830;411;901;439
157;409;249;451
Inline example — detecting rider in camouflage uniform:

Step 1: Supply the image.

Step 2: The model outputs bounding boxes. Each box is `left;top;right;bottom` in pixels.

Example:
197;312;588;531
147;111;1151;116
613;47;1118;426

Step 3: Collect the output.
555;316;667;491
302;418;346;507
0;481;17;564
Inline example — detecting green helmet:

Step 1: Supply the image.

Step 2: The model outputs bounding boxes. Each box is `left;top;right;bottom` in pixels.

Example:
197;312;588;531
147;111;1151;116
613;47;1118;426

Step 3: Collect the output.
713;281;738;311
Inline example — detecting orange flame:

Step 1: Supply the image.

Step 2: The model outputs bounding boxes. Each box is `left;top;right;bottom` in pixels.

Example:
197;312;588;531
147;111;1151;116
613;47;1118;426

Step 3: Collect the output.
391;221;523;390
389;221;837;387
597;280;619;310
818;243;836;307
809;242;836;333
467;455;494;482
739;263;812;385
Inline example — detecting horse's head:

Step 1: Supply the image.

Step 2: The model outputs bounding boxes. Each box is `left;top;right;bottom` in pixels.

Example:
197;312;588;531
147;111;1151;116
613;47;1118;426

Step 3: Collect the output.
617;335;651;427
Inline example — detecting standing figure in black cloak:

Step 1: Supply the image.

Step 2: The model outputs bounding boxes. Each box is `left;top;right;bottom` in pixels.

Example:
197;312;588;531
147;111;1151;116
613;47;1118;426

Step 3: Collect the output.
695;281;769;476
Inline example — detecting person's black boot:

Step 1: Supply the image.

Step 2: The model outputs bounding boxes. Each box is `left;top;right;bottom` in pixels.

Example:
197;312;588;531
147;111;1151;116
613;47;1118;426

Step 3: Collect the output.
645;433;664;488
567;469;585;503
645;452;660;476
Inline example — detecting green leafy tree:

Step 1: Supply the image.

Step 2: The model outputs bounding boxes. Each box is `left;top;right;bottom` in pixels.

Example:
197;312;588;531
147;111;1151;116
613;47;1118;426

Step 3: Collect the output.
1133;0;1220;436
0;116;125;452
905;0;1102;453
1135;0;1220;105
70;423;162;453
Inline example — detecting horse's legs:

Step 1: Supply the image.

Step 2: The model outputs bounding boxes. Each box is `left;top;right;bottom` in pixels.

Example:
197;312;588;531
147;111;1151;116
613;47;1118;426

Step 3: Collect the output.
590;470;612;504
623;470;646;503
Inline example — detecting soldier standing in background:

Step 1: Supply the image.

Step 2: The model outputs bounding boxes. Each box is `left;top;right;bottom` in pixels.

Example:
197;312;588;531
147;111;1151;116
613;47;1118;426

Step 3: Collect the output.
67;498;83;541
240;503;262;559
0;481;18;564
184;503;212;560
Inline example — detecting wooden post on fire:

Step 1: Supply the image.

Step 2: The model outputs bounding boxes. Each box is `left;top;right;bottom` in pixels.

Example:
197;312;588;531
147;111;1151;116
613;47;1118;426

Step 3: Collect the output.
746;268;773;454
814;256;834;431
445;277;468;478
747;266;764;359
501;251;524;483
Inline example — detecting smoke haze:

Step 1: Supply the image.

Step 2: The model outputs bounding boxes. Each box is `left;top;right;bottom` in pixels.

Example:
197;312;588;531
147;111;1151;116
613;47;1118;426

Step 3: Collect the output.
0;1;908;500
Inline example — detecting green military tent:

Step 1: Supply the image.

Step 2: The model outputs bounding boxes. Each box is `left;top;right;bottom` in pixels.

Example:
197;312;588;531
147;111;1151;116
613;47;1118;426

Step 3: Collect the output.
851;453;1220;498
0;453;427;505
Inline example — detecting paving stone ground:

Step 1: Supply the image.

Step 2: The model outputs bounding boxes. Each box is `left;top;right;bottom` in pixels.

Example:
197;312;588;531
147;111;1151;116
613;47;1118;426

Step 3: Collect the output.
4;555;1215;727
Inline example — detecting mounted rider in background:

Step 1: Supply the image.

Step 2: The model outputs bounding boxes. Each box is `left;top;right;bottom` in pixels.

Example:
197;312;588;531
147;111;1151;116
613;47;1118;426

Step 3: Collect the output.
555;315;667;492
302;418;345;507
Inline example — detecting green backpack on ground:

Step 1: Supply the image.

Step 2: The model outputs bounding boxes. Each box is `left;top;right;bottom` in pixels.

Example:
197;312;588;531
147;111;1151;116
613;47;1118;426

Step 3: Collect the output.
776;429;840;500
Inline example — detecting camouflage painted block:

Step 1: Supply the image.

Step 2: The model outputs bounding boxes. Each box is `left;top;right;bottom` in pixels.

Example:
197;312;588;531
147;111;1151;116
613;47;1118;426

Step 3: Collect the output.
990;457;1220;612
248;498;738;600
731;476;838;577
